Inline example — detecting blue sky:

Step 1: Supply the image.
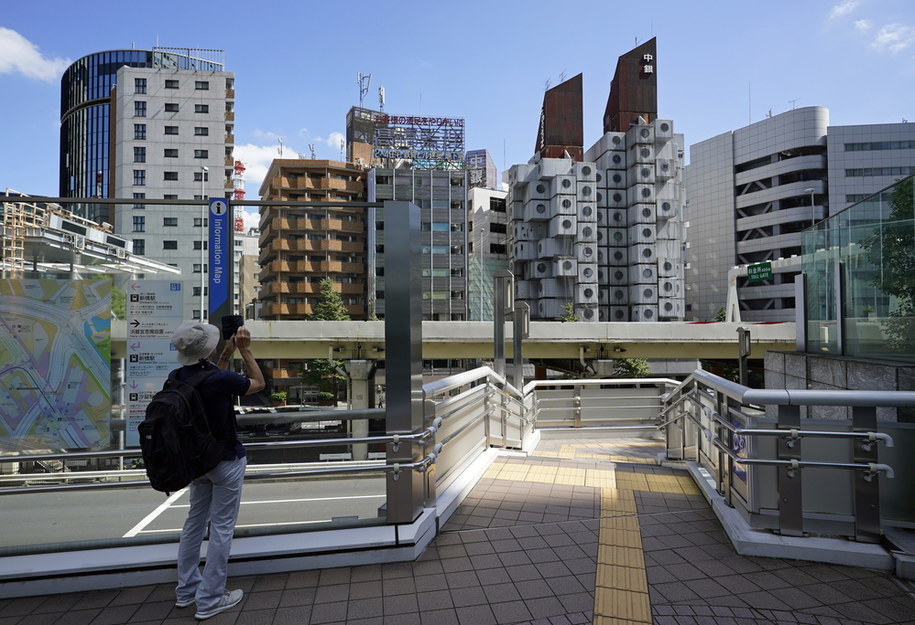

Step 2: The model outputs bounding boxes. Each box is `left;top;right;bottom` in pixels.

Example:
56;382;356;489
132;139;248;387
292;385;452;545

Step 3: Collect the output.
1;0;913;203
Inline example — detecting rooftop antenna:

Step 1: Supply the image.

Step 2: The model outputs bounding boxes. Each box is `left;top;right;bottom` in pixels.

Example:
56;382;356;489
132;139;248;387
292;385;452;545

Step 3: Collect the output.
558;70;567;83
277;137;284;157
379;86;386;111
340;138;345;162
308;144;316;159
544;78;551;91
357;73;372;108
788;98;799;110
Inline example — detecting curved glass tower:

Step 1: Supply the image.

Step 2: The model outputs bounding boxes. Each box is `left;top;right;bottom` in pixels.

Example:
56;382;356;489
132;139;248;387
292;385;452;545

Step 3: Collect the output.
59;49;223;205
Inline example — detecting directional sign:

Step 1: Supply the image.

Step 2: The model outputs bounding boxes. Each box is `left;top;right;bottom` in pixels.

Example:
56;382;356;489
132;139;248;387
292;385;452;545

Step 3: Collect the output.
747;262;772;283
125;280;184;445
208;197;233;322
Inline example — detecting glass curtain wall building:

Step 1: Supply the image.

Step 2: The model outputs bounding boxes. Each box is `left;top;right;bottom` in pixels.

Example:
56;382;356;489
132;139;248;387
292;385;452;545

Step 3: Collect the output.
804;173;914;361
59;49;223;222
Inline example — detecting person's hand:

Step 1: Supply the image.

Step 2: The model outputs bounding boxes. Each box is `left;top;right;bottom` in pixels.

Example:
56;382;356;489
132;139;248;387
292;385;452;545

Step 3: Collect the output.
234;326;252;351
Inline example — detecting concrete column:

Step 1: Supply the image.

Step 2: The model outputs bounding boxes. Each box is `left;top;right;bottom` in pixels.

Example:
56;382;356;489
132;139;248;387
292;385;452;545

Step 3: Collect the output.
346;360;376;461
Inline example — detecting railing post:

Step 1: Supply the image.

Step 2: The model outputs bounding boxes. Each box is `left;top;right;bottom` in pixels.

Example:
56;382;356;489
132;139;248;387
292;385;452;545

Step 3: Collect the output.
852;405;881;542
383;201;425;524
776;404;803;536
345;360;376;461
574;384;582;427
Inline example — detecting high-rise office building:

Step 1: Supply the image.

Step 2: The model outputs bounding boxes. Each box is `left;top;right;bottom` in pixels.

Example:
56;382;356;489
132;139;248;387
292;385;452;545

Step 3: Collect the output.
60;48;235;321
684;108;915;322
507;39;686;322
468;187;509;320
346;107;470;321
466;150;498;189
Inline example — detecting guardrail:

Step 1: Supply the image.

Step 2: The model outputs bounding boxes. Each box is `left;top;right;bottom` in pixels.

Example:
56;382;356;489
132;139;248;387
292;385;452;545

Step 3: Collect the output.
661;369;915;542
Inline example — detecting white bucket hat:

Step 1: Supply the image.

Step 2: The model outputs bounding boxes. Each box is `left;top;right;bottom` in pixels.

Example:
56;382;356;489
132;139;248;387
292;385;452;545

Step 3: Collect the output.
170;321;220;365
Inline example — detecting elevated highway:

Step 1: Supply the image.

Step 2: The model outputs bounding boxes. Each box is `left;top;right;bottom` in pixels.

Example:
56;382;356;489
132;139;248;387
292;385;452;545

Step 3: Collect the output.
112;320;795;361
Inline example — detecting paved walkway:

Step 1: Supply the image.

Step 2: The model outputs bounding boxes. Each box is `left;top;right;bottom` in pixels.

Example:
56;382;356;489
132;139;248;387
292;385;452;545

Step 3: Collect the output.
2;438;915;624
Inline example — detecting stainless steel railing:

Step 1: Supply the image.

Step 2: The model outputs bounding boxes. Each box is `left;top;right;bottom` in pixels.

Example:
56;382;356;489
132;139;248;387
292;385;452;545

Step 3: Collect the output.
660;369;915;542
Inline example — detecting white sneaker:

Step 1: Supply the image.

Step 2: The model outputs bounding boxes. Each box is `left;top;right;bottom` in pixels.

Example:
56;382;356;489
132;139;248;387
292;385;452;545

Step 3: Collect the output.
194;589;243;620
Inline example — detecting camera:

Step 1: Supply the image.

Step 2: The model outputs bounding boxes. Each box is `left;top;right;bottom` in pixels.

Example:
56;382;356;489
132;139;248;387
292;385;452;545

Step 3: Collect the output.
221;315;244;340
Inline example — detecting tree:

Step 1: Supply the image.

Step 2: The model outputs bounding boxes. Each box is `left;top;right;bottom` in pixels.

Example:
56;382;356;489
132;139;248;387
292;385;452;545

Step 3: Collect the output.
714;306;727;322
111;286;125;320
560;303;580;322
860;177;915;351
613;358;651;378
300;279;350;402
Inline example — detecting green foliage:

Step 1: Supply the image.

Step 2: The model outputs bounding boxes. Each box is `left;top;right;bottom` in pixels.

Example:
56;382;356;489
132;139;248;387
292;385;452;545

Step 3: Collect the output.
714;306;727;322
559;303;580;322
111;286;126;320
612;357;651;378
861;177;915;351
269;390;287;402
311;278;350;321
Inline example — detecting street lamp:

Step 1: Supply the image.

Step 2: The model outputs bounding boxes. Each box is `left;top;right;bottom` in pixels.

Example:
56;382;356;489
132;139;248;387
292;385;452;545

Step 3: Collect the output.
200;166;208;321
804;187;815;225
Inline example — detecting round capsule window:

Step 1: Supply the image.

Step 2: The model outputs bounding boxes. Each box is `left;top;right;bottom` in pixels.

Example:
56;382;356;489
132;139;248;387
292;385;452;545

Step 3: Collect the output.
643;288;653;298
562;199;572;209
562;219;573;229
613;192;623;202
562;178;572;189
660;122;670;133
583;267;593;278
612;135;622;145
642;207;652;218
664;301;673;312
581;205;592;217
641;167;651;178
581;166;592;176
612;153;623;164
536;183;546;193
641;187;652;198
563;260;573;270
640;128;650;138
642;268;652;279
595;172;602;183
642;227;652;238
663;261;673;272
536;263;546;273
644;309;654;319
614;309;625;319
536;203;546;213
612;231;623;242
613;251;624;261
642;248;653;259
612;211;622;222
582;246;593;257
583;288;594;299
663;281;673;292
661;201;671;212
614;290;624;299
614;270;625;281
582;226;593;238
582;185;592;196
640;147;651;158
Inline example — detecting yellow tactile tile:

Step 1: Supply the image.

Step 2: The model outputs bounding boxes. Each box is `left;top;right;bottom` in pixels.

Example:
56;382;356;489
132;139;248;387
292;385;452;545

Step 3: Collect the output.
585;469;617;489
599;515;640;532
598;544;645;569
593;615;652;625
596;563;649;593
599;527;642;549
594;587;652;623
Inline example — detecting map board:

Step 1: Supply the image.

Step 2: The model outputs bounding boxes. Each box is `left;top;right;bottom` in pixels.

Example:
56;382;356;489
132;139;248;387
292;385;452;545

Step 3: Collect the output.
0;278;111;451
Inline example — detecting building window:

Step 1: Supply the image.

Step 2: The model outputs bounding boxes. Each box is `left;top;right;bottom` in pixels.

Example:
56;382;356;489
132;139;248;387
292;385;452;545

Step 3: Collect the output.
193;240;208;250
195;80;209;90
163;240;178;250
133;123;146;140
165;103;179;113
194;217;208;227
133;216;145;232
489;222;507;234
132;192;145;209
133;239;145;255
133;146;146;163
194;126;209;136
193;264;208;273
193;171;209;182
133;170;146;186
163;194;178;200
164;126;179;135
163;217;178;227
164;171;178;181
134;101;146;117
165;79;179;89
163;148;178;158
194;149;208;159
134;78;147;94
194;104;209;113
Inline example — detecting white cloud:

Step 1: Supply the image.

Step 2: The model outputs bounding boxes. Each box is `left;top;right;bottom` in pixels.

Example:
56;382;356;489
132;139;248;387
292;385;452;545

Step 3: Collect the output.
829;0;861;19
871;23;915;54
316;131;346;150
0;28;70;82
854;19;873;31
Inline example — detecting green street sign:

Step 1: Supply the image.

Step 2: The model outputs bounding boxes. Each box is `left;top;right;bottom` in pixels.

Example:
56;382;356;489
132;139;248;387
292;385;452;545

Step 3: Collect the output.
747;262;772;283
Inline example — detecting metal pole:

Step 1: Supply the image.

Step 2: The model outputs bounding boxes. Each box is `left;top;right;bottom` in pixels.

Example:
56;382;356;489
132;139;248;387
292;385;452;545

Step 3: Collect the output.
200;166;208;321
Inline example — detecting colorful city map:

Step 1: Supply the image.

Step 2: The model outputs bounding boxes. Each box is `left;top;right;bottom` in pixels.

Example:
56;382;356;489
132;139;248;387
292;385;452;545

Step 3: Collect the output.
0;278;111;451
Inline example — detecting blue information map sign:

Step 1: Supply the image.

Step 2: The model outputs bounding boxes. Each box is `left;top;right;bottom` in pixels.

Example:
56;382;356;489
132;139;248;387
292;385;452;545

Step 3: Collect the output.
208;198;231;320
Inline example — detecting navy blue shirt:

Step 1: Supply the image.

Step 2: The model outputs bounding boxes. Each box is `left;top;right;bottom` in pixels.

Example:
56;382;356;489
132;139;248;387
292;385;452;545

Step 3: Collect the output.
176;363;250;460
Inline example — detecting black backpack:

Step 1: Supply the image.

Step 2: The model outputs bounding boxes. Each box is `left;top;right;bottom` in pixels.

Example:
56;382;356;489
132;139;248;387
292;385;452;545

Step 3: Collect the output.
138;366;223;494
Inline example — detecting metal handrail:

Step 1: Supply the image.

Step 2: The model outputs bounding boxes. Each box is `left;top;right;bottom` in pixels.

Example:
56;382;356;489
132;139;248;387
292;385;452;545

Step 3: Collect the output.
710;438;895;478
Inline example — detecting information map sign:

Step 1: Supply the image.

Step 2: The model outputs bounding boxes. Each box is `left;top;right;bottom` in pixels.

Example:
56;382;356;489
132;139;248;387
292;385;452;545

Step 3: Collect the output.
208;197;232;324
125;280;184;446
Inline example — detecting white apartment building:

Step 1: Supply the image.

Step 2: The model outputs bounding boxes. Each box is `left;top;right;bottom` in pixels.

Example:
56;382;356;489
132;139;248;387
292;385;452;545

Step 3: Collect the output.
468;187;509;320
109;64;236;321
